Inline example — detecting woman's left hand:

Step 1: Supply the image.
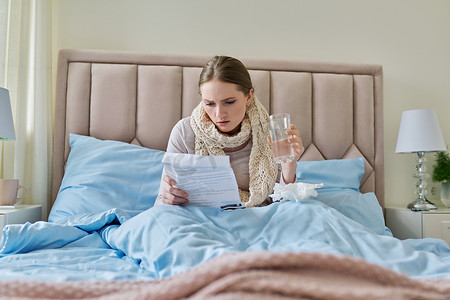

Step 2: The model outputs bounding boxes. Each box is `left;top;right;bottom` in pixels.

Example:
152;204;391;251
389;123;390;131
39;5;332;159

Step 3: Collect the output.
287;124;304;161
280;124;304;184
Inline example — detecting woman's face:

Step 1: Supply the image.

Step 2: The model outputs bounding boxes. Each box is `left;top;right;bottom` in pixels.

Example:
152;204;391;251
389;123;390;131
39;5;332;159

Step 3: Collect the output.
200;80;253;135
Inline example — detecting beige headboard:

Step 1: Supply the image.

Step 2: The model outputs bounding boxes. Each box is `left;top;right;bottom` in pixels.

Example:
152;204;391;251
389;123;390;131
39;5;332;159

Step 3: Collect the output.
53;49;384;208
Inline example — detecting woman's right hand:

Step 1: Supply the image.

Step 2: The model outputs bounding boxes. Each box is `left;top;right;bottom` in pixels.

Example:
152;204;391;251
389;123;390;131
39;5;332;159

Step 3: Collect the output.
160;175;189;205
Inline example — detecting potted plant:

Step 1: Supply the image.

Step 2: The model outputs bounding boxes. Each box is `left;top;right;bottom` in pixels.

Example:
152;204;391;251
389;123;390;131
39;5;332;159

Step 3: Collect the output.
432;151;450;207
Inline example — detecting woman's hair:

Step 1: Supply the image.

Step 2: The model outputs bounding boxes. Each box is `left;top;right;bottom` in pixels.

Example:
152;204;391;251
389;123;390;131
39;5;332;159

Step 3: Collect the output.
199;56;253;96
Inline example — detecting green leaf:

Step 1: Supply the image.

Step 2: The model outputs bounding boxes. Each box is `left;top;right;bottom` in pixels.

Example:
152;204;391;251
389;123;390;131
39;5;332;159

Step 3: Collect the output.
432;151;450;182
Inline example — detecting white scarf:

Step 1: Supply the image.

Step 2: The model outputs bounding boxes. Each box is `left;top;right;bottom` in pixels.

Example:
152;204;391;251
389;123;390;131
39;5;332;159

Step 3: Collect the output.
190;96;278;207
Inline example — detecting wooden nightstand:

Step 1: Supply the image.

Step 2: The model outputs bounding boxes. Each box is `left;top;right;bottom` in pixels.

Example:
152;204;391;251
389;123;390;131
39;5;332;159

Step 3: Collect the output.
0;205;42;238
386;206;450;246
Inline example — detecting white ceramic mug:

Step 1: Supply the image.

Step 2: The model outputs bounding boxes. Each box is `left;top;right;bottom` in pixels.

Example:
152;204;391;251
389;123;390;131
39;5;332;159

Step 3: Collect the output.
0;179;28;206
269;113;295;164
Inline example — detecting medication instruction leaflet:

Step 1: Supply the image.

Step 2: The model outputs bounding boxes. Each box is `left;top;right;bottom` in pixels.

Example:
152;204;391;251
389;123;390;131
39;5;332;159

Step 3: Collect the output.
162;152;242;208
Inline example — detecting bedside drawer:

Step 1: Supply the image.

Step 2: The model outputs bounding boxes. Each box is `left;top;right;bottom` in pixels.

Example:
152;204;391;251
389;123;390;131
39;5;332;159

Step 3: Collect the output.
0;205;42;238
0;214;6;231
386;207;450;246
423;214;450;245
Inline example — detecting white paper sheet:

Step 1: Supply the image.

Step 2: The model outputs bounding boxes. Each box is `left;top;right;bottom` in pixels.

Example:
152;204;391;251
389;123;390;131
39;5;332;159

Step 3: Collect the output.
162;152;242;208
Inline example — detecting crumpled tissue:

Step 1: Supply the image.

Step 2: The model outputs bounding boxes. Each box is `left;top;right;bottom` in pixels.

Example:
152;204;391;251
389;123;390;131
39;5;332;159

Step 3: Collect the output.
270;182;324;202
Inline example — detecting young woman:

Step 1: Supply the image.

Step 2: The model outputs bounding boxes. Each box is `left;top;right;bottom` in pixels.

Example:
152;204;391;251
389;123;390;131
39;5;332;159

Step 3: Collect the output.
157;56;304;207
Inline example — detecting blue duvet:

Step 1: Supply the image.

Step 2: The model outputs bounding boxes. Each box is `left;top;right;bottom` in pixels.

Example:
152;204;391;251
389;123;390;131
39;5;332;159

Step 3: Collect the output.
1;190;450;281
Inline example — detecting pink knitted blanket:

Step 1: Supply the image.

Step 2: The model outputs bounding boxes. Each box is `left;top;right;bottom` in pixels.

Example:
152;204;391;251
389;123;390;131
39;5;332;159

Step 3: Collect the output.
1;251;449;300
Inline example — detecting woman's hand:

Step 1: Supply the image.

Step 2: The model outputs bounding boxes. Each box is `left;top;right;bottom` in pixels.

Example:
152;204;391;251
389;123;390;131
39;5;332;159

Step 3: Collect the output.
287;124;304;161
160;175;189;205
280;124;304;184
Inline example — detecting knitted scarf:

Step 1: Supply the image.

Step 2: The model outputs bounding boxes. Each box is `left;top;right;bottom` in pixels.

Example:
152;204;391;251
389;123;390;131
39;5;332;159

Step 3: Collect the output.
190;96;278;207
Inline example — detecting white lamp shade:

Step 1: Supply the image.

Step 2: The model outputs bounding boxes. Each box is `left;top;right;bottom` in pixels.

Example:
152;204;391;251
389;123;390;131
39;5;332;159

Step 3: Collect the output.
0;87;16;141
395;108;446;153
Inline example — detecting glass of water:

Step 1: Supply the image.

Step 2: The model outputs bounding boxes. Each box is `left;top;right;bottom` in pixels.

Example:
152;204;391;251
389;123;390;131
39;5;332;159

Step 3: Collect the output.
269;113;295;164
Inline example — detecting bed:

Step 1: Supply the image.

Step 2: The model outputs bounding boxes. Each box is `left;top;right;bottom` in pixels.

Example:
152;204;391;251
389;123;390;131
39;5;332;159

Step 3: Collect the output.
1;49;450;299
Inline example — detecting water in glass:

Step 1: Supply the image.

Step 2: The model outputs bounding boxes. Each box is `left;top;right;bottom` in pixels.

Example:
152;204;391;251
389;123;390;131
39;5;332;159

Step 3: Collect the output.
269;113;295;164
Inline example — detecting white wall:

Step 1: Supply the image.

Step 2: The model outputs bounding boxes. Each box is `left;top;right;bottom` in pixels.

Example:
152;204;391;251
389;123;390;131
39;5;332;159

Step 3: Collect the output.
52;0;450;208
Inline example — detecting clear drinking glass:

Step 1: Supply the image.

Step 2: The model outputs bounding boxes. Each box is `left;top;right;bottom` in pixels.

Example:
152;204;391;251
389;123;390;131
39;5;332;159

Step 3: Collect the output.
269;113;295;164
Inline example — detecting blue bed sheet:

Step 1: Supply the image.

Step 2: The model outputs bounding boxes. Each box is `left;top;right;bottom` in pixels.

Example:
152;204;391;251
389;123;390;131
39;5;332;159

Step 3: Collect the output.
1;191;450;281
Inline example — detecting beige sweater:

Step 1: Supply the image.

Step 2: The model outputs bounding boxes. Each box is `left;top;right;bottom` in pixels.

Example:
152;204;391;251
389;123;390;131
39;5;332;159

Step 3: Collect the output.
155;117;282;205
169;116;282;186
167;117;252;191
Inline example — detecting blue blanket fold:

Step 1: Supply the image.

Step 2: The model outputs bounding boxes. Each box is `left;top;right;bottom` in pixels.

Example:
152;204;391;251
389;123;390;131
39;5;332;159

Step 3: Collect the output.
107;200;450;279
1;192;450;281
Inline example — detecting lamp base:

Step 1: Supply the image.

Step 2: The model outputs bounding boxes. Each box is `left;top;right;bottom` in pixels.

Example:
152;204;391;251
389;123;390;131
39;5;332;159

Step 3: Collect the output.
407;198;437;211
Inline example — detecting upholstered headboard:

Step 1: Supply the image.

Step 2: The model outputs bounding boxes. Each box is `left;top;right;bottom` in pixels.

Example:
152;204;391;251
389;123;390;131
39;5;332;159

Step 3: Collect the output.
53;49;384;208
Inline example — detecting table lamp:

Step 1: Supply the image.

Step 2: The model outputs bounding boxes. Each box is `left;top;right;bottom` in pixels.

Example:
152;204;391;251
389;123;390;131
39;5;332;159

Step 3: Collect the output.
395;109;446;211
0;88;16;141
1;87;16;181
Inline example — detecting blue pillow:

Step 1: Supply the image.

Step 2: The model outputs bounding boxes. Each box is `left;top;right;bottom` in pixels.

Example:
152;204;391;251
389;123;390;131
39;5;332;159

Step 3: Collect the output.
49;134;165;223
315;189;387;235
295;158;385;232
296;157;365;191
